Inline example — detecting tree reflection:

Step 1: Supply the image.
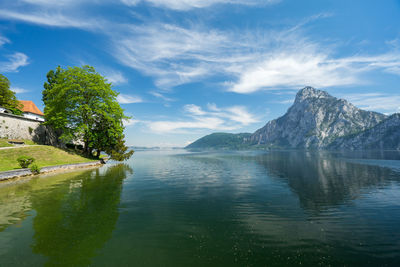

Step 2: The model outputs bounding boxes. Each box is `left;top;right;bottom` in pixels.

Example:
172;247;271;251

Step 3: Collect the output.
30;164;132;266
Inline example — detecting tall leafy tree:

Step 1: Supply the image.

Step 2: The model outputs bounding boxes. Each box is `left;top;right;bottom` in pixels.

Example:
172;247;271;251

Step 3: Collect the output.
43;66;133;160
0;74;22;115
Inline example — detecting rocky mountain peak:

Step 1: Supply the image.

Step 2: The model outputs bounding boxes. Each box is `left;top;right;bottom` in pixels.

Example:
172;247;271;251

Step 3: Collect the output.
250;87;387;149
295;86;331;103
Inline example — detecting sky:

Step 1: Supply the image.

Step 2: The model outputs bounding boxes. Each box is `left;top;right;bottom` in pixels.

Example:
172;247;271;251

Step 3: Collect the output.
0;0;400;147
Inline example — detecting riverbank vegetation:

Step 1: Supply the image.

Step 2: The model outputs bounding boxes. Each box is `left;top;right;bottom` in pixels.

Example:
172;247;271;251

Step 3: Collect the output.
0;74;23;115
0;145;97;172
43;66;133;161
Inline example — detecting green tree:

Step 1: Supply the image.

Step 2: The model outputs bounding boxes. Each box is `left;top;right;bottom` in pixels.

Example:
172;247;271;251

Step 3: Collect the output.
42;65;133;160
0;74;22;115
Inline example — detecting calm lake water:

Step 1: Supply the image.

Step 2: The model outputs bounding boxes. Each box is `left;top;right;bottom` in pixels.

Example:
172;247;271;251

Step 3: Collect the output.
1;150;400;266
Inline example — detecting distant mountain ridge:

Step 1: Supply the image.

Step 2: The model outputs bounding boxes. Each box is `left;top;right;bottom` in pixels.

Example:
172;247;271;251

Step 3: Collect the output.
186;87;399;150
186;133;251;150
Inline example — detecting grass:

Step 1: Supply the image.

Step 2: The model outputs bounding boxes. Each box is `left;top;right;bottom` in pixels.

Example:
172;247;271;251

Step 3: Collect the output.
0;138;36;147
0;139;12;147
0;145;97;172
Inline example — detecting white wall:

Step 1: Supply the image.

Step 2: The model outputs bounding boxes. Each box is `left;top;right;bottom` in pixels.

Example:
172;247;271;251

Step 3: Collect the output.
23;112;45;122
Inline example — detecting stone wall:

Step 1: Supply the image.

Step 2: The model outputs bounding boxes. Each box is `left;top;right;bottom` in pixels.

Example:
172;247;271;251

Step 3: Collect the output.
0;113;60;146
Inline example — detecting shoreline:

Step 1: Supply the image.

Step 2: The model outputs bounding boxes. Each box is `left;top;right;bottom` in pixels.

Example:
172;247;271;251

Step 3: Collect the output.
0;161;104;182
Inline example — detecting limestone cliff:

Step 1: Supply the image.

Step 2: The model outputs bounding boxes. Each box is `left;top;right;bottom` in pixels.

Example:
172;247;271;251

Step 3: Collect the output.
249;87;386;149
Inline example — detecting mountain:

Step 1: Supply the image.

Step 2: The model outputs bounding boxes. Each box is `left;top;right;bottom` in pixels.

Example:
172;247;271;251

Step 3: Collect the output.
185;87;399;150
186;133;251;150
328;113;400;150
249;87;386;149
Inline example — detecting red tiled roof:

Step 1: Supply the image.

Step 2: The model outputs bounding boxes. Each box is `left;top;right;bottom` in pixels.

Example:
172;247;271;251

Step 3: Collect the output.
18;100;44;116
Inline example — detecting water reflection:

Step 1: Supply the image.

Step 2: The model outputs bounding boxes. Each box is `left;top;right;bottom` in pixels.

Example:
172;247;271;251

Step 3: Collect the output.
0;164;131;266
250;151;399;211
31;164;131;266
1;151;400;266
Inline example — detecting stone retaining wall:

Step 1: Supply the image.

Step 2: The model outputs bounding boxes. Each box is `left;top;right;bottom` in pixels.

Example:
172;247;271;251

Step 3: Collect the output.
0;113;60;146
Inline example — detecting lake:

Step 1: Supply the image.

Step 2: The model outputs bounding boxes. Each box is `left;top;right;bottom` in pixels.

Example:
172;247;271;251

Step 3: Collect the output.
1;150;400;266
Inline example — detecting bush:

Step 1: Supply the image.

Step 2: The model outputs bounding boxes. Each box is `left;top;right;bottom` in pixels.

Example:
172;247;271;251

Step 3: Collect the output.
29;164;41;174
17;156;35;168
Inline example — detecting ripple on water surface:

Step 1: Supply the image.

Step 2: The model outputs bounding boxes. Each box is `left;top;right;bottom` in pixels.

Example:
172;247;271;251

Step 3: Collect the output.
0;150;400;266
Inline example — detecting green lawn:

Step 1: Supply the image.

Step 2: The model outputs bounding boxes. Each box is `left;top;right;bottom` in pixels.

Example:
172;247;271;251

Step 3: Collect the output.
0;139;12;147
0;138;36;147
0;145;97;172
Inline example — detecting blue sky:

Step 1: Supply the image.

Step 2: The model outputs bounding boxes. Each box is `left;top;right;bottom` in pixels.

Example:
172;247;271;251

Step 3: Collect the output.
0;0;400;147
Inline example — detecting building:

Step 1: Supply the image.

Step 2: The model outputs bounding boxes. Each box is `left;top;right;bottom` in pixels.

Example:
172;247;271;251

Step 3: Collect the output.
0;106;11;114
18;100;45;122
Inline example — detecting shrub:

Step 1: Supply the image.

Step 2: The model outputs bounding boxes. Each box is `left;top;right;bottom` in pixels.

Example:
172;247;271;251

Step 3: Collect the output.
28;127;33;134
17;156;35;168
30;164;41;174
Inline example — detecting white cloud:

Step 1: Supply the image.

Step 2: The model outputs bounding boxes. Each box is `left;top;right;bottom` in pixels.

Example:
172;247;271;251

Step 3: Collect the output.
0;9;102;30
149;91;175;102
104;71;128;85
2;1;400;95
117;94;143;104
121;0;279;10
112;23;233;88
20;0;83;6
111;21;400;93
147;103;259;133
11;87;30;94
123;118;141;126
341;93;400;114
0;36;10;47
0;52;29;72
184;104;206;116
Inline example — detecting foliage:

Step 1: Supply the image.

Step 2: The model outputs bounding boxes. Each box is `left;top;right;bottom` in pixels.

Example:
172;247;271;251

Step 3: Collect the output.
30;164;41;174
43;65;132;161
107;135;134;161
186;133;252;150
0;74;23;115
17;156;35;168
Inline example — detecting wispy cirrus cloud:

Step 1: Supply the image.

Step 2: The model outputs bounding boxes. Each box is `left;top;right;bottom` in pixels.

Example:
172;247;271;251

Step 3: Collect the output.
121;0;279;10
147;103;259;133
112;23;234;88
149;91;175;102
229;53;400;93
0;36;10;47
341;93;400;114
0;9;103;30
103;71;128;85
0;52;29;72
111;20;400;93
117;94;144;104
2;0;400;96
0;0;107;30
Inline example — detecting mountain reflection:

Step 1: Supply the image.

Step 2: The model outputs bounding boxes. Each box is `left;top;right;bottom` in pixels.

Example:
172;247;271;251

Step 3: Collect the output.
253;151;396;211
25;164;131;266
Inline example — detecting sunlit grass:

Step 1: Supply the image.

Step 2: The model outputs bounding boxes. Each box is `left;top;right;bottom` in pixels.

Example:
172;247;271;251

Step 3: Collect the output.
0;138;36;147
0;145;97;172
